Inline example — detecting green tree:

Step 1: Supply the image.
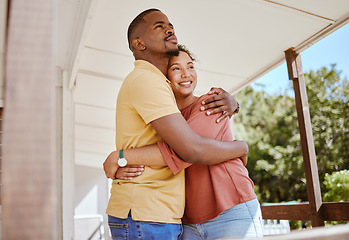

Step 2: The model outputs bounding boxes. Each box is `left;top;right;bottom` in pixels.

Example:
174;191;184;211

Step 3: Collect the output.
306;65;349;179
323;170;349;202
233;65;349;204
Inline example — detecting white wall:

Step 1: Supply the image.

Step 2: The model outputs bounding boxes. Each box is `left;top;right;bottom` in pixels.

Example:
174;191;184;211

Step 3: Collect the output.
74;165;110;239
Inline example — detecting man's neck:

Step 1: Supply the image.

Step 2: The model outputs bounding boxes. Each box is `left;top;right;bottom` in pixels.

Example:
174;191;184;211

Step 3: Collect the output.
135;54;170;76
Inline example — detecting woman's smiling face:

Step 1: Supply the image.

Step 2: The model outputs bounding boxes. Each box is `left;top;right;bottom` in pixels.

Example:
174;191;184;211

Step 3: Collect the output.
167;51;197;99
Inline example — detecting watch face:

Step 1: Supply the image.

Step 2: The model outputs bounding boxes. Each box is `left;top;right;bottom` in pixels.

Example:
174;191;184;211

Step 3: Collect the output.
118;158;127;167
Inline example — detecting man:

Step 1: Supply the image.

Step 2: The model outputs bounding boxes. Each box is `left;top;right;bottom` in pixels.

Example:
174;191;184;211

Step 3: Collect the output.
106;9;239;239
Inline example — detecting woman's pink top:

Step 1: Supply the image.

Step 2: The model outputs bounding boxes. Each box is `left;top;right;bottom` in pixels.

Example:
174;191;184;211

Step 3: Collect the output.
158;94;257;224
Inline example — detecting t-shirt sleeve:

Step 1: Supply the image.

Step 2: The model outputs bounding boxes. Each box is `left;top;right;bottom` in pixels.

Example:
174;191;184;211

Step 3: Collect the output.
156;94;233;175
157;141;192;175
131;73;180;124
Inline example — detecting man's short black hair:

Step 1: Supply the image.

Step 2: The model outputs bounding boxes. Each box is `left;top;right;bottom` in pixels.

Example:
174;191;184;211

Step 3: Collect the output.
127;8;161;50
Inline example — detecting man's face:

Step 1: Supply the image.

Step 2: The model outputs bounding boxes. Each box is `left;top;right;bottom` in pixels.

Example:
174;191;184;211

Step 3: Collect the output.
141;11;179;56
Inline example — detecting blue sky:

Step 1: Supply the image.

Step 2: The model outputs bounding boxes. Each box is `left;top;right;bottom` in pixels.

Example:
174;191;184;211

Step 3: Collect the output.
252;23;349;94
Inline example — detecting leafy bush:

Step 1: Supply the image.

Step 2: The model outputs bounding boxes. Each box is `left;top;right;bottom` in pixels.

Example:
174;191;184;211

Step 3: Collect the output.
323;170;349;202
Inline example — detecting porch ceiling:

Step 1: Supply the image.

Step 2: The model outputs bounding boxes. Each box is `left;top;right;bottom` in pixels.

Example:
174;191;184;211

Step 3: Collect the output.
57;0;349;167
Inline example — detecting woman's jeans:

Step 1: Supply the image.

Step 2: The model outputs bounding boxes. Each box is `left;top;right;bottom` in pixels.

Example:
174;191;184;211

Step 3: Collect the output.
108;212;182;240
182;199;264;239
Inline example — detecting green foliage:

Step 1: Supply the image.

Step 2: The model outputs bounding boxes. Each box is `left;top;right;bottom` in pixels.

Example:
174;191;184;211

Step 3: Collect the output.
305;65;349;179
233;65;349;204
323;170;349;202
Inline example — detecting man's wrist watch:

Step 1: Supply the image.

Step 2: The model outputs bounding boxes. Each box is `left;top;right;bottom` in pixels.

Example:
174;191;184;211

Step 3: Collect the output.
117;149;128;167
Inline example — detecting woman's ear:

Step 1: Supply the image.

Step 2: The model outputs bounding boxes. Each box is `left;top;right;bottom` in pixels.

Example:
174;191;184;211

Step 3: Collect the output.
132;38;146;51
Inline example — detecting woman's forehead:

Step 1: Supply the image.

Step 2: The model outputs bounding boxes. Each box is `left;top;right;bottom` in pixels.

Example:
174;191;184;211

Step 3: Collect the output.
170;52;192;64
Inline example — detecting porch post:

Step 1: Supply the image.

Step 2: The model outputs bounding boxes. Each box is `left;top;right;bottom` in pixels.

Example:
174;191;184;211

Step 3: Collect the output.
2;0;58;239
285;47;325;227
62;70;76;240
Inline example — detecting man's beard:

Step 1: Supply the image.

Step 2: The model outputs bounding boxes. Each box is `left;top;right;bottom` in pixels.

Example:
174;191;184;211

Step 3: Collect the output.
166;48;179;56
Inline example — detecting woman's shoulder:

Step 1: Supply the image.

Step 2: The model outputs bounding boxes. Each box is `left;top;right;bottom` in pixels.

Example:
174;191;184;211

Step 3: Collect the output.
182;93;213;112
191;93;215;107
182;93;221;119
198;93;215;102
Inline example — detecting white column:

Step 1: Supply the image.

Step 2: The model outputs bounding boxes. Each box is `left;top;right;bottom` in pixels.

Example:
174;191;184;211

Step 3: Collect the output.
62;70;76;239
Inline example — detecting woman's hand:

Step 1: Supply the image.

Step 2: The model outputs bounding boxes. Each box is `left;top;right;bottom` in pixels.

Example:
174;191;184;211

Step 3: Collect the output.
103;151;119;180
116;165;145;180
201;87;239;123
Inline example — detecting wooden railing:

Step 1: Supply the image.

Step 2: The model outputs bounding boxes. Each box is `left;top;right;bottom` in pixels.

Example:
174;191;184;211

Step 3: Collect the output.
261;202;349;221
259;49;349;227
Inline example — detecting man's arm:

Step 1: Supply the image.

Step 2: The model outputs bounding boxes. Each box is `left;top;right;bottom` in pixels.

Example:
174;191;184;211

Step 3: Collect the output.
104;88;241;178
151;113;247;165
103;137;248;180
103;144;166;179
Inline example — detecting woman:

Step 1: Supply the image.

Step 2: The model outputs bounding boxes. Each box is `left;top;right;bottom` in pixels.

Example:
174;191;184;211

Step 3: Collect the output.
106;45;264;239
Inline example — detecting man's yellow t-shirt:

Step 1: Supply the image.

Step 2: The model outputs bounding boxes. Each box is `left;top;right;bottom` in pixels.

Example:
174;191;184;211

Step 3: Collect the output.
106;60;185;224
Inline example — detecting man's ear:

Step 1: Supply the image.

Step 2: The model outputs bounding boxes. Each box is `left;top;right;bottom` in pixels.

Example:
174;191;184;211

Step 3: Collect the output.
132;38;146;51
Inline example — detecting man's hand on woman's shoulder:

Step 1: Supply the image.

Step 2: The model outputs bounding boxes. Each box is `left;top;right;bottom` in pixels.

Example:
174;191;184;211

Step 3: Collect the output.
201;87;239;123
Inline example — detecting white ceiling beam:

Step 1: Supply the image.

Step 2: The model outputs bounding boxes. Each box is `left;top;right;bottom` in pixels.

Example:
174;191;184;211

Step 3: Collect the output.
66;0;100;90
257;0;335;23
295;14;349;53
230;13;349;94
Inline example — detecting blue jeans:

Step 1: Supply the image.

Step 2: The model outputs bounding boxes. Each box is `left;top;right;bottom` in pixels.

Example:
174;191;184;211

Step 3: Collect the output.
108;212;183;240
182;199;264;239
